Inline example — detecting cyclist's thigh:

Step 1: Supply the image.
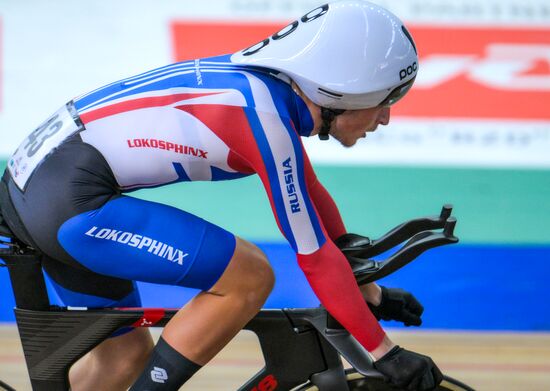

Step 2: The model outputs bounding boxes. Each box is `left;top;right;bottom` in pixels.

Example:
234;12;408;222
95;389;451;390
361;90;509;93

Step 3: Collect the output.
57;196;237;291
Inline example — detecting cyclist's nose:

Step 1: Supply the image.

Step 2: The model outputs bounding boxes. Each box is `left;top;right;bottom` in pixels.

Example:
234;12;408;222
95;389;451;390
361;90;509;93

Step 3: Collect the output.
378;107;391;126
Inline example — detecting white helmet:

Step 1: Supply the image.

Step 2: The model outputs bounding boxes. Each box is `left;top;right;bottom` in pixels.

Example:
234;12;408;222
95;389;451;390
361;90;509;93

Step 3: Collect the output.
231;0;418;111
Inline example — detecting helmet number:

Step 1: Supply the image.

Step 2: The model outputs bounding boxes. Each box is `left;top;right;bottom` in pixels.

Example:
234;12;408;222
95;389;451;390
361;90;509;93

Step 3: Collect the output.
272;21;299;41
242;4;329;56
301;4;329;23
242;38;270;56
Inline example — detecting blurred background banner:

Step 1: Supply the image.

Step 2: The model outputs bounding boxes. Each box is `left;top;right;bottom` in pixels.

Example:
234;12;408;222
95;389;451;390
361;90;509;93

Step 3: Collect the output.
171;21;550;168
1;0;549;328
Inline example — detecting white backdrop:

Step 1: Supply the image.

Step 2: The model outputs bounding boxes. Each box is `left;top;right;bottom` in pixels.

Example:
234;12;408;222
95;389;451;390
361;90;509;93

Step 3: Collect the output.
1;0;549;167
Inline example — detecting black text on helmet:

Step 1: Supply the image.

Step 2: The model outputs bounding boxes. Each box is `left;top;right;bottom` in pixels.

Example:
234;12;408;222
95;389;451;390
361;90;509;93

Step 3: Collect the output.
399;62;417;80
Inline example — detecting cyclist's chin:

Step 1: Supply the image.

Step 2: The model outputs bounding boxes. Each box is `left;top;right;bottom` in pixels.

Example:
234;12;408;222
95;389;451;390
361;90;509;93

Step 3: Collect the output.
335;135;359;148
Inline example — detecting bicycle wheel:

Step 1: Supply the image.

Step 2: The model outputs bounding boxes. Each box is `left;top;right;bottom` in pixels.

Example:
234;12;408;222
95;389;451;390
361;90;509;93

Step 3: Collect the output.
294;368;475;391
0;380;16;391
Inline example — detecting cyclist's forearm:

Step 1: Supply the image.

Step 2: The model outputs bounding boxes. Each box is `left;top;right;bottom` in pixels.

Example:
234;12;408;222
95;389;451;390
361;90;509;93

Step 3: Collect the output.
308;179;346;240
297;240;385;352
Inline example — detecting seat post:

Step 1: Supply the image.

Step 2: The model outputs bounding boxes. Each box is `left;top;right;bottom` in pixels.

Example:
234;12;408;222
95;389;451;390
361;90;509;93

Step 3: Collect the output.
3;252;50;311
1;200;50;310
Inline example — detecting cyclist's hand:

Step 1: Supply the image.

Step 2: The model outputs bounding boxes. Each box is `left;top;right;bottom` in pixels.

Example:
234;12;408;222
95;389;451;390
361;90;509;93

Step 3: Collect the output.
374;345;443;390
368;286;424;326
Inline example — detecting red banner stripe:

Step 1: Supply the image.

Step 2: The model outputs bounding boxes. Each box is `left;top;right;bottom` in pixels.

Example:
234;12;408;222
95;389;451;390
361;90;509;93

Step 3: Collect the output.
171;22;550;120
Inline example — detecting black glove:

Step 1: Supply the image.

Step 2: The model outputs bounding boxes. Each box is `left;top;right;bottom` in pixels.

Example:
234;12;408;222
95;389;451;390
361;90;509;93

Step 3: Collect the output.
368;286;424;326
374;345;443;391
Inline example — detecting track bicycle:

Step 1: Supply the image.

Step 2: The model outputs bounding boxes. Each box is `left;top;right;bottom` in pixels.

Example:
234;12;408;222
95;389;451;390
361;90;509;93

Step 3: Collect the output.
0;204;475;391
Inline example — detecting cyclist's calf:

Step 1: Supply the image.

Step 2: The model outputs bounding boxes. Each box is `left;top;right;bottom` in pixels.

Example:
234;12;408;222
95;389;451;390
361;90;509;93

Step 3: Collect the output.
69;328;154;390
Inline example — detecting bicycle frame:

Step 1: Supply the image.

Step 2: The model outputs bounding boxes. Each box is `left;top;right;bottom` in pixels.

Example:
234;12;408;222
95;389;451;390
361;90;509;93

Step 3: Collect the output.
13;305;378;391
1;205;460;391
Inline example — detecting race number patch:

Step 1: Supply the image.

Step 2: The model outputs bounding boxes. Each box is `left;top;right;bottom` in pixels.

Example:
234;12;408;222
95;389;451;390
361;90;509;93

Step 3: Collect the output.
8;103;83;190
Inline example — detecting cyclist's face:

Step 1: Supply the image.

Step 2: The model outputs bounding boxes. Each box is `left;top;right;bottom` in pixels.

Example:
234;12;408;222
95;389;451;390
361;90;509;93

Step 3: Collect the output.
330;106;391;147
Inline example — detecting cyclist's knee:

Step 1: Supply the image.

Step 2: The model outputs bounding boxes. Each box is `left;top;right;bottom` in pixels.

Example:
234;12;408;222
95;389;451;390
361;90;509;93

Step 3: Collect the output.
239;238;274;292
212;237;275;306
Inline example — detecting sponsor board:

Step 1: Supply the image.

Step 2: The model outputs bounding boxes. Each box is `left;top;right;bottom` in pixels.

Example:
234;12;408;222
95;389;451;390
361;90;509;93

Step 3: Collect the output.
302;119;550;168
171;21;550;166
403;26;550;120
377;0;550;25
171;21;285;61
1;0;549;168
0;16;2;113
172;23;550;120
214;0;550;25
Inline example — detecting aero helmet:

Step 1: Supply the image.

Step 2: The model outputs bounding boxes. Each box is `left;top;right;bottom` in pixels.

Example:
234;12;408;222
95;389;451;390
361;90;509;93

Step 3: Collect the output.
231;0;418;111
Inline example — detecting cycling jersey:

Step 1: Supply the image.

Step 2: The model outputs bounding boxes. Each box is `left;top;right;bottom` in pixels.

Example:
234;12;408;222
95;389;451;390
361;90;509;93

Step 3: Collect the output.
2;54;385;351
74;55;326;255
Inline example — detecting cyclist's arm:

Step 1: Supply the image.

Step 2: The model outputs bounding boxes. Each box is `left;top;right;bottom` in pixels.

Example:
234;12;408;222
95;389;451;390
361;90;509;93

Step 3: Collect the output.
297;241;386;351
249;115;386;352
302;143;385;307
305;165;346;241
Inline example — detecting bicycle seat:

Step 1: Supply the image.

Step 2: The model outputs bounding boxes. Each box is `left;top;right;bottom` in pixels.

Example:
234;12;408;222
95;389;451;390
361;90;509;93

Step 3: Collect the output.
0;213;14;239
0;210;31;255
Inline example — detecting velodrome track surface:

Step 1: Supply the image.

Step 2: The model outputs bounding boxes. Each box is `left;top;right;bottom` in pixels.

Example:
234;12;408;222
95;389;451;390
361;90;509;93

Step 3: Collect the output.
1;326;549;390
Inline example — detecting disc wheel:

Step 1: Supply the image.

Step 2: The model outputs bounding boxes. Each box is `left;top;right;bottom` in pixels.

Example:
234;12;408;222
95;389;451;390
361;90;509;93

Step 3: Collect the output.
0;380;16;391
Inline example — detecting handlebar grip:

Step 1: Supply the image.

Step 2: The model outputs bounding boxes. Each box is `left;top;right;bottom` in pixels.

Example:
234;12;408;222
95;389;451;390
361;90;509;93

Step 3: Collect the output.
444;217;457;237
353;205;455;259
344;207;459;284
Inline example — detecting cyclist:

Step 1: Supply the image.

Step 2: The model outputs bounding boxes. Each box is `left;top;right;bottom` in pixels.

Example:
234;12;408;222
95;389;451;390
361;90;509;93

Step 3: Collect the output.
0;1;442;390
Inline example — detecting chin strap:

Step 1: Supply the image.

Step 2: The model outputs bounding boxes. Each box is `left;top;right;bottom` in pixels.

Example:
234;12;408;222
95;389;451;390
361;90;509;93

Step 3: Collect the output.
319;108;345;140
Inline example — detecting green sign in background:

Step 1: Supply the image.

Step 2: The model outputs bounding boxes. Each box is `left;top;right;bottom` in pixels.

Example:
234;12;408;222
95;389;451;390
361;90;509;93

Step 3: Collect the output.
2;160;549;244
5;158;543;245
